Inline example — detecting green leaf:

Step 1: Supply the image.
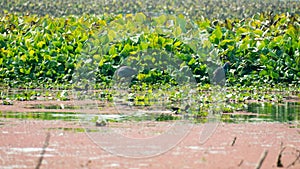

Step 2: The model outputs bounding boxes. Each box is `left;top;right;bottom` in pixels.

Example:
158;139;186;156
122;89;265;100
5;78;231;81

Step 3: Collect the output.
109;45;117;55
174;41;181;47
107;30;116;42
139;42;148;50
270;71;279;79
213;26;223;39
37;41;45;48
173;26;182;37
154;15;167;25
253;29;263;36
286;25;296;37
209;26;222;43
135;13;146;23
165;39;174;45
67;45;74;51
176;15;186;32
158;37;165;45
21;55;27;62
188;58;196;66
93;54;101;61
260;54;268;63
236;27;248;35
220;39;234;47
259;70;268;76
29;50;35;56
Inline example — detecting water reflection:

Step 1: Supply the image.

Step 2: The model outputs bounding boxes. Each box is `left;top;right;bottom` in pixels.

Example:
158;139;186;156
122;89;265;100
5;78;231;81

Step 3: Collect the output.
0;102;299;123
223;102;300;123
0;111;80;121
248;102;300;122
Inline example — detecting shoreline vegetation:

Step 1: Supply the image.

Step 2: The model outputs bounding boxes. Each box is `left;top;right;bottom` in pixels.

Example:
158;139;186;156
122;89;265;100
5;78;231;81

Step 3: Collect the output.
0;0;299;106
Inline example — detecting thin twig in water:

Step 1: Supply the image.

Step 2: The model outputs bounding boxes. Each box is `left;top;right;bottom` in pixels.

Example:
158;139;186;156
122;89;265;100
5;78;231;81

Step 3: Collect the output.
277;144;300;168
287;149;300;168
255;149;268;169
277;147;285;167
237;159;243;167
231;136;237;146
35;132;50;169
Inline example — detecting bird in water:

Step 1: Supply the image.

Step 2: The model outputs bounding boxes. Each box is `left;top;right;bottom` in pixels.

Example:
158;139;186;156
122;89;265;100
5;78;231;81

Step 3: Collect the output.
96;118;107;127
171;104;190;114
114;66;137;84
212;62;230;86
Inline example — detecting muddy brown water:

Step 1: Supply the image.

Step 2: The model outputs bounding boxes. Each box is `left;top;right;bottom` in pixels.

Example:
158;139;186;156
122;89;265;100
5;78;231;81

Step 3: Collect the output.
0;100;299;169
